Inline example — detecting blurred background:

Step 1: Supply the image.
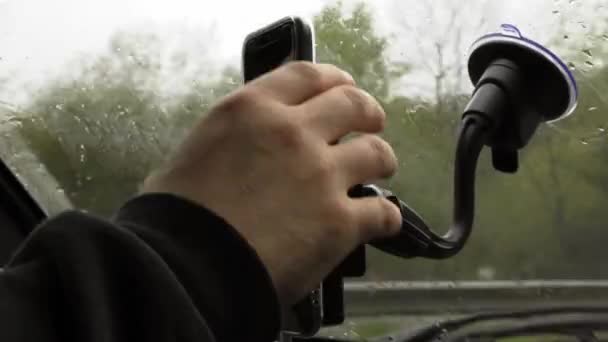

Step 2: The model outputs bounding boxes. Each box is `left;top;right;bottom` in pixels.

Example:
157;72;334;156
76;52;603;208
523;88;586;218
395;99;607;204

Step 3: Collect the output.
1;0;608;337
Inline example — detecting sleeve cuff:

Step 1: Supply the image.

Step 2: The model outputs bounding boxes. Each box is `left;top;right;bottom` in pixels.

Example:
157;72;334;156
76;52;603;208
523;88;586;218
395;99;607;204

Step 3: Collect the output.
114;193;281;342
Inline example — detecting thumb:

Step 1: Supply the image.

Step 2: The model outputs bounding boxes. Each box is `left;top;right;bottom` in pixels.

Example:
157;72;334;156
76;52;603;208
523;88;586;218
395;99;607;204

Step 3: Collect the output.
349;197;401;243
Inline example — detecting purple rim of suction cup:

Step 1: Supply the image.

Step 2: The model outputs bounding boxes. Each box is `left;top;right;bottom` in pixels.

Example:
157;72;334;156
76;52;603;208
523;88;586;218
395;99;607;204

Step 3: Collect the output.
470;24;578;121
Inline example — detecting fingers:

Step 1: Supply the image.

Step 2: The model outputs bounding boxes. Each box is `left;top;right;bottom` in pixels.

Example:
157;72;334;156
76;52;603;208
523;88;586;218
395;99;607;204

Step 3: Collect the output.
349;197;402;242
331;134;398;187
300;85;386;142
248;62;355;105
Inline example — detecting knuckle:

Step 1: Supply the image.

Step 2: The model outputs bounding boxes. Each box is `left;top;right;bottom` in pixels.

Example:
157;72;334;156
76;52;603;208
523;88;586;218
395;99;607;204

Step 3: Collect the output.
286;61;325;92
314;154;337;179
366;136;397;177
269;116;305;149
212;88;260;117
321;198;355;237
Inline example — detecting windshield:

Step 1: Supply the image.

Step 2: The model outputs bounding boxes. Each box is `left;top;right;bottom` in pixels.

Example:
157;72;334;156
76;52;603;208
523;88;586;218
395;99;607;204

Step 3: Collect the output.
1;0;607;339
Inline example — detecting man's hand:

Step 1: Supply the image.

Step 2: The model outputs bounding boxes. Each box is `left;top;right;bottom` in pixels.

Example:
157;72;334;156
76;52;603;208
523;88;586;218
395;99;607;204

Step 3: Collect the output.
142;62;401;307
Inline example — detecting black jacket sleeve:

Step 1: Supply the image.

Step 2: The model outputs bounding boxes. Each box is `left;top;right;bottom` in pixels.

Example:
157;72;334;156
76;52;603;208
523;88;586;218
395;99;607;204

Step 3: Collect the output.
0;193;281;342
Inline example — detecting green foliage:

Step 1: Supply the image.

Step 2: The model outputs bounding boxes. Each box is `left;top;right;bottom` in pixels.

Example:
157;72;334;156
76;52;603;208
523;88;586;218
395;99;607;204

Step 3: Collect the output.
314;1;408;100
15;31;238;215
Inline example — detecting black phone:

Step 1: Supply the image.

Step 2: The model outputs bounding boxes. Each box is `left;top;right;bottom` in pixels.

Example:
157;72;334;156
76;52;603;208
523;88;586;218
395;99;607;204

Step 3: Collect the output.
242;16;314;82
241;16;322;337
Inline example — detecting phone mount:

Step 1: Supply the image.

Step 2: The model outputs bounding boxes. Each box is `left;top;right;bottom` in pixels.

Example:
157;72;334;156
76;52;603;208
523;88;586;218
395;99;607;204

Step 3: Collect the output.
315;24;578;336
356;24;578;259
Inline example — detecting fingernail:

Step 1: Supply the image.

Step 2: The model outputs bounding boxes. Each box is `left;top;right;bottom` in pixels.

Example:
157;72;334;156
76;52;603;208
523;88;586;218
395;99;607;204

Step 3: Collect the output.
361;90;383;111
342;71;356;84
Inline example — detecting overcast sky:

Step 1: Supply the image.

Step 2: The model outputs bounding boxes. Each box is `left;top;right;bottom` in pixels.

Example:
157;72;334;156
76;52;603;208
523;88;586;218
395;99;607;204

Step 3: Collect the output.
0;0;602;104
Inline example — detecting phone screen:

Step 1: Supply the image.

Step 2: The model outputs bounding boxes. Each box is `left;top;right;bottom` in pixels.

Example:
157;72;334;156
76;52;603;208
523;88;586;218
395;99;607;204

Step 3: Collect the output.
243;21;294;82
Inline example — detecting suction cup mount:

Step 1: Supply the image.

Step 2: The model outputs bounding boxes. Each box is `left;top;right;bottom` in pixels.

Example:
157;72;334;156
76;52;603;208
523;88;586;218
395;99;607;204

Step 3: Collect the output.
470;24;577;122
357;24;579;259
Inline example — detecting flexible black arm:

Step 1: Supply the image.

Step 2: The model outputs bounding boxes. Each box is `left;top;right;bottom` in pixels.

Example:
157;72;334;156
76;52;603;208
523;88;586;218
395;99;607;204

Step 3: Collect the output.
357;58;541;260
362;114;490;259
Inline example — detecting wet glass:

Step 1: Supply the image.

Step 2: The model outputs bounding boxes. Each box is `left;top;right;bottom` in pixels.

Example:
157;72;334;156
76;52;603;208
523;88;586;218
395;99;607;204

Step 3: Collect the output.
1;0;607;338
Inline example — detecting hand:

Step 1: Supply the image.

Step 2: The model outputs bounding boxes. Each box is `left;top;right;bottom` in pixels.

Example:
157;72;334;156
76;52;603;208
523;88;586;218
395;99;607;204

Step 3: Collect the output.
142;62;401;308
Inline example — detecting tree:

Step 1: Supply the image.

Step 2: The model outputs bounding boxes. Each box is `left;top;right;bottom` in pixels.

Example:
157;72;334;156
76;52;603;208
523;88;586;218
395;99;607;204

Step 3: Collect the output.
15;29;235;216
314;1;409;101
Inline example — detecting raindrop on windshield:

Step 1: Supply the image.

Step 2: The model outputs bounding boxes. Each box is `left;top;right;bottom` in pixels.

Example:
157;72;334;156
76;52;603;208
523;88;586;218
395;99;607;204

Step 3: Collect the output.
581;139;589;145
55;104;64;110
585;60;594;67
603;34;608;41
582;49;593;57
598;127;605;132
589;107;598;111
567;62;576;70
79;144;87;163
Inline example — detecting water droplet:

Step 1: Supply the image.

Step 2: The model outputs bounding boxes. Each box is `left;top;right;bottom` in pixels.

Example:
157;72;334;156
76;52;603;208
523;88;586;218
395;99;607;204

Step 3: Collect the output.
582;49;593;57
598;127;605;132
552;10;560;14
603;35;608;41
339;40;344;46
85;175;92;181
585;60;594;67
589;107;598;111
567;62;576;70
81;103;86;109
563;34;569;39
55;104;64;110
581;139;589;145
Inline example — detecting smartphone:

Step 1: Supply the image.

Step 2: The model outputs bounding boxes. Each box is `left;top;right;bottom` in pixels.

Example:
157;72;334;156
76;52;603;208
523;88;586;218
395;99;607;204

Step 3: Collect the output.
242;16;315;82
241;16;322;337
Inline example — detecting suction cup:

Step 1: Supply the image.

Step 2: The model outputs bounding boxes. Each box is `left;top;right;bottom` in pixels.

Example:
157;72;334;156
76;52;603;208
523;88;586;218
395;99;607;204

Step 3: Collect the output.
468;24;578;122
